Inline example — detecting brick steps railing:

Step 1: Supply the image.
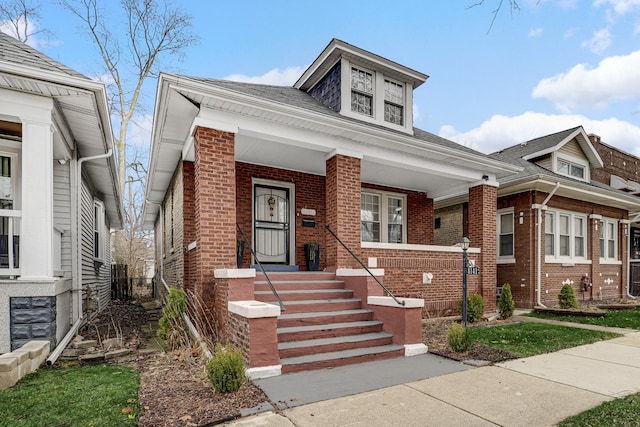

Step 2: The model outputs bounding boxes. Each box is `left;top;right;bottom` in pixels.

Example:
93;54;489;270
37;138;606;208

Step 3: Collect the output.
254;272;403;373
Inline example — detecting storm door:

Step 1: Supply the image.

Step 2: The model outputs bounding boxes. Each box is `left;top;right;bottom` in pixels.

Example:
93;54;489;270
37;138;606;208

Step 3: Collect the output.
253;185;290;264
630;227;640;296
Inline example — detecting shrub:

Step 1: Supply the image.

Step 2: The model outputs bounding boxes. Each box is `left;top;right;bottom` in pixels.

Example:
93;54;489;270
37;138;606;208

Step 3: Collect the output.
498;284;515;319
206;343;245;393
447;322;470;352
458;293;485;323
558;283;578;309
157;288;187;341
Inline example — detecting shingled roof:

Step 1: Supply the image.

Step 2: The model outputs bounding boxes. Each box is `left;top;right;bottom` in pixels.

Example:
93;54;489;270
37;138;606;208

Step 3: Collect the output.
183;76;488;158
0;31;87;79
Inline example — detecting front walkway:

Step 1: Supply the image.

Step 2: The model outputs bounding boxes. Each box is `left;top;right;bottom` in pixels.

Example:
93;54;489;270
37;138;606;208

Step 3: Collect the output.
226;322;640;426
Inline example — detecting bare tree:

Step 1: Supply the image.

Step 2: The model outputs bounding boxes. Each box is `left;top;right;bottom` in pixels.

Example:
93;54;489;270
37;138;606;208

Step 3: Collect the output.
0;0;46;42
467;0;522;33
62;0;198;197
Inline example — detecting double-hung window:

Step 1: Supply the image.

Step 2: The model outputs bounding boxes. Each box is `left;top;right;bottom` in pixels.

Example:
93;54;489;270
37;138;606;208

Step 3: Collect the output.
94;200;105;261
600;219;618;261
384;79;404;125
361;191;406;243
351;67;374;117
497;209;514;258
545;210;587;261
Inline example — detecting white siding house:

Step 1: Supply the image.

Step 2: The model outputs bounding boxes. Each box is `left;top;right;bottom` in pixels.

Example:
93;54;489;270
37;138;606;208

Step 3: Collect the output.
0;32;122;354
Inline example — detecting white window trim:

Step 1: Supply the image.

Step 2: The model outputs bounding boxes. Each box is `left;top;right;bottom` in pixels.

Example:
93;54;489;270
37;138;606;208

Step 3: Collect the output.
553;152;590;182
544;209;588;262
94;199;105;262
497;208;515;261
599;218;619;262
383;77;405;126
340;59;413;134
360;189;407;244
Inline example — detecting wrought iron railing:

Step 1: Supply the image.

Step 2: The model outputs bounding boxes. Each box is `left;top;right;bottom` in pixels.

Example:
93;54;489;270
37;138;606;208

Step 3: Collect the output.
325;225;405;306
236;223;285;312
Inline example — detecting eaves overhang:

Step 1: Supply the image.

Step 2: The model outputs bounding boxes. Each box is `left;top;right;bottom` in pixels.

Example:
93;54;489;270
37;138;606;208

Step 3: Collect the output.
0;60;123;228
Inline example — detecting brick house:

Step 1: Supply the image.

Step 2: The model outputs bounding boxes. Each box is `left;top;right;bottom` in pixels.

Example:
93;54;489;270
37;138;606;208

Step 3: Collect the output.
485;126;640;308
0;32;122;355
142;39;519;376
589;134;640;297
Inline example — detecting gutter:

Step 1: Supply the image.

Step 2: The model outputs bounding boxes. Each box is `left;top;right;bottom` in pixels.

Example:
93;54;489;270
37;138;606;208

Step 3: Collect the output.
534;182;561;308
47;149;113;366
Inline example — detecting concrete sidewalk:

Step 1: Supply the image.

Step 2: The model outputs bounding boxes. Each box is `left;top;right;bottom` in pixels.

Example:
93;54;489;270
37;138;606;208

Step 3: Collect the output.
226;328;640;426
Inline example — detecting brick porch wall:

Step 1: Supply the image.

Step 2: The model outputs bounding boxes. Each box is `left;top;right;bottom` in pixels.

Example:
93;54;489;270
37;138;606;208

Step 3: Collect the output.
362;247;482;317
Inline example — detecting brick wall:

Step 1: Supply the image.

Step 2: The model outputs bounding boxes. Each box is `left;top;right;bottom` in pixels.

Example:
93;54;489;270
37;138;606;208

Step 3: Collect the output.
362;247;481;317
497;190;627;308
590;134;640;185
326;154;362;269
235;162;326;270
469;184;497;311
193;127;236;340
434;204;463;246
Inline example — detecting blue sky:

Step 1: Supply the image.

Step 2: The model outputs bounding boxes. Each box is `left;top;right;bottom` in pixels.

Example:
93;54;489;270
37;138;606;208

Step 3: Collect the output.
5;0;640;157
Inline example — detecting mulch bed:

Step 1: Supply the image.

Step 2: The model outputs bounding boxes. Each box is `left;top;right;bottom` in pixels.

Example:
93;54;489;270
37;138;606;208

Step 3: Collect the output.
73;299;525;425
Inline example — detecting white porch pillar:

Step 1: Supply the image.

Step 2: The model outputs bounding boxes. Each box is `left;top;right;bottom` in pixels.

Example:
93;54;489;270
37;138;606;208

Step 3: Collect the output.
20;118;54;280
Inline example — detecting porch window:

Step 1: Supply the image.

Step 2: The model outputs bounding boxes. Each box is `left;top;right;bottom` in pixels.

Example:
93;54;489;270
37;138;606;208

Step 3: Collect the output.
384;79;404;125
497;209;514;258
361;190;406;243
545;210;587;261
351;67;373;117
94;200;105;260
600;219;618;261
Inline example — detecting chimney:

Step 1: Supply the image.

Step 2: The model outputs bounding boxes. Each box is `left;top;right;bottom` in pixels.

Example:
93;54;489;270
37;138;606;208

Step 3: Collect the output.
588;133;601;144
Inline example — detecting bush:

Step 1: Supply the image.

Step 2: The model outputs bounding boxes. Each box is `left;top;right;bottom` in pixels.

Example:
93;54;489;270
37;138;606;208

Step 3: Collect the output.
206;343;245;393
558;284;578;309
447;322;470;352
157;288;187;341
458;293;485;323
498;284;515;319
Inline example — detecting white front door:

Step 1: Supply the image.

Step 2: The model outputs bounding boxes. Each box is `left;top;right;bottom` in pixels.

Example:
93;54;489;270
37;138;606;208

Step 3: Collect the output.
254;185;290;264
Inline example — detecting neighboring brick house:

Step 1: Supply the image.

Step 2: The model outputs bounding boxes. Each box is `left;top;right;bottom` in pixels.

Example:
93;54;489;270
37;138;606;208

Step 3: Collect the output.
0;32;122;355
485;126;640;308
143;39;520;376
589;134;640;296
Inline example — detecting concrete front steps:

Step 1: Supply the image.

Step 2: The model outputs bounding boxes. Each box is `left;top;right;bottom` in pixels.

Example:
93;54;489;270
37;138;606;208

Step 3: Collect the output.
254;271;404;374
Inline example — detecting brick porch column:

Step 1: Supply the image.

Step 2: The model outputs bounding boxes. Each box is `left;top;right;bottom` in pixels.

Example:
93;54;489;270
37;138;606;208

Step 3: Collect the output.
468;184;497;311
193;127;236;339
325;151;362;270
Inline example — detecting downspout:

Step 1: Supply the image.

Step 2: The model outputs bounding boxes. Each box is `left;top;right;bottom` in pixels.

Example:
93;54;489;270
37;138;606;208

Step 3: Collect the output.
535;182;561;308
47;149;113;366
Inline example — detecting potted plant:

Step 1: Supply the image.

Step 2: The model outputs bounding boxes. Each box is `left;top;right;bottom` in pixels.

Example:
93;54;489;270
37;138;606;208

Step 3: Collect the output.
236;239;245;268
304;241;320;271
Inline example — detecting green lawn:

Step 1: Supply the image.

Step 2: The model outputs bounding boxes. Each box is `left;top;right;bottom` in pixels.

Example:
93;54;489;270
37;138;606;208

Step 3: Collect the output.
558;391;640;427
0;364;139;426
468;322;620;358
525;307;640;329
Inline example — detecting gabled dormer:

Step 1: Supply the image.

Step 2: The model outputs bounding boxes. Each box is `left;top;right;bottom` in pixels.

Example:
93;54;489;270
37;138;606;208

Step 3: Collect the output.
294;39;428;135
516;126;604;183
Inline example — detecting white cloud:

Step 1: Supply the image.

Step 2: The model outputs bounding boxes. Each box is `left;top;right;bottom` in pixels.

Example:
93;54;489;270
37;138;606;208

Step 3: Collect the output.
0;18;60;50
581;28;612;54
532;50;640;111
223;66;306;86
413;104;420;122
528;27;543;38
594;0;640;15
439;112;640;156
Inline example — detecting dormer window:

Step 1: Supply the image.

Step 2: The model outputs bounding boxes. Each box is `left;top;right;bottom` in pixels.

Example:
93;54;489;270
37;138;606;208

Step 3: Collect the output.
384;80;404;125
553;152;589;182
351;67;373;117
557;159;585;180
